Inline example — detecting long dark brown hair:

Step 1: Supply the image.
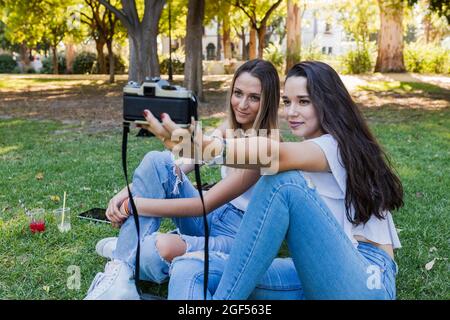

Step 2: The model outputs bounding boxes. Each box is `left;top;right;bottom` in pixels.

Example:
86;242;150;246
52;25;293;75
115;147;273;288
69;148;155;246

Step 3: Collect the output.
227;59;280;134
286;61;403;224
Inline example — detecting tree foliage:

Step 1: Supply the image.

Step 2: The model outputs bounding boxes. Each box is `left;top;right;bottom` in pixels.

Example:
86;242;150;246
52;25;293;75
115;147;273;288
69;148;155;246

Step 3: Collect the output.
1;0;44;48
337;0;378;50
79;0;125;78
0;0;81;72
408;0;450;24
159;0;188;39
1;0;80;46
232;0;284;58
0;20;17;51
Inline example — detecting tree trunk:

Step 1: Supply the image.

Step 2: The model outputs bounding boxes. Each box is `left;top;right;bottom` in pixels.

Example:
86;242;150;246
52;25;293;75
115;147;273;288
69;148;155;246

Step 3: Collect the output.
128;27;160;82
375;0;406;73
96;40;107;74
240;27;247;60
128;35;139;81
249;26;257;59
423;14;431;44
216;19;222;60
286;0;302;73
184;0;205;101
130;34;150;82
52;46;59;74
222;6;232;59
106;40;115;83
98;0;164;83
19;43;30;71
257;26;267;59
65;42;75;74
147;27;160;78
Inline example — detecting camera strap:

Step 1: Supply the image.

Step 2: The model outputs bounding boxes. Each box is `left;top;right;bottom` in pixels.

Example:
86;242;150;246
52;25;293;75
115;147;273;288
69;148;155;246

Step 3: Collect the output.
121;122;142;295
121;121;209;300
192;133;209;300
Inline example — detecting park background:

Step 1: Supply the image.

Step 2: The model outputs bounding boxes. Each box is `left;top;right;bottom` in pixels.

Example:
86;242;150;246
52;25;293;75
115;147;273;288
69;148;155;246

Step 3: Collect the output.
0;0;449;299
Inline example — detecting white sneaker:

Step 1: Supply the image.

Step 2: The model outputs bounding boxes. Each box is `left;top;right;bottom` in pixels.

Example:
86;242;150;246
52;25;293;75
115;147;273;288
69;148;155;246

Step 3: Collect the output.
95;237;118;259
84;260;140;300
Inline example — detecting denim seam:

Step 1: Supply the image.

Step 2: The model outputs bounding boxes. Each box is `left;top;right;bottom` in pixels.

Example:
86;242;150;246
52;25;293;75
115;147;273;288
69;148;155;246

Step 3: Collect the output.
255;285;303;291
215;204;229;222
189;271;223;300
215;207;243;233
357;242;397;269
255;283;303;290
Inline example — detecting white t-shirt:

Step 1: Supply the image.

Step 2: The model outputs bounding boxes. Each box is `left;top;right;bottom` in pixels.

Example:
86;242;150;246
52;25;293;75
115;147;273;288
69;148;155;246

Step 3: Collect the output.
305;134;402;249
173;156;254;212
220;165;254;212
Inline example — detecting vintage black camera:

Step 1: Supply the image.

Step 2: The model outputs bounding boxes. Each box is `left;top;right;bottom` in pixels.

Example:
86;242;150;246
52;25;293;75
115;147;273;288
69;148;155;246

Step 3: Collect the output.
123;77;197;126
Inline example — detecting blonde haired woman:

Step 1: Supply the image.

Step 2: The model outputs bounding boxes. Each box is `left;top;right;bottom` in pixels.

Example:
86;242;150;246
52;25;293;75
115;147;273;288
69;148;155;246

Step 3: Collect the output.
85;59;281;300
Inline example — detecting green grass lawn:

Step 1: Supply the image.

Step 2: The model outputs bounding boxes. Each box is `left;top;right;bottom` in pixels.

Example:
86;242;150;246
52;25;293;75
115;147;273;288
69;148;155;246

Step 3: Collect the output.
0;101;449;299
357;80;447;95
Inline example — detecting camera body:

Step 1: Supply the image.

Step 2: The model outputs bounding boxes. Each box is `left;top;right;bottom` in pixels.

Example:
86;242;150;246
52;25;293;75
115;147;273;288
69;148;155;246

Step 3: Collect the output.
123;77;197;125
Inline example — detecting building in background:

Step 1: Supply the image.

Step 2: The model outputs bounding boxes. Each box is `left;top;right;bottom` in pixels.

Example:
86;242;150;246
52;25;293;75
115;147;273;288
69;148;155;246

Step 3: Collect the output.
159;6;356;61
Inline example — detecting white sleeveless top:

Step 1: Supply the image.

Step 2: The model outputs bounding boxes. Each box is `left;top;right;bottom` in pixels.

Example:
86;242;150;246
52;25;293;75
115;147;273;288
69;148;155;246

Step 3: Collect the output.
305;134;402;249
221;165;254;212
173;155;254;212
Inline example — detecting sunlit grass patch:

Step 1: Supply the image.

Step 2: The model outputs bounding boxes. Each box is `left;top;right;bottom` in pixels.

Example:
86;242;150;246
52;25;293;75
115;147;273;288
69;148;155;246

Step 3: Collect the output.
357;81;446;95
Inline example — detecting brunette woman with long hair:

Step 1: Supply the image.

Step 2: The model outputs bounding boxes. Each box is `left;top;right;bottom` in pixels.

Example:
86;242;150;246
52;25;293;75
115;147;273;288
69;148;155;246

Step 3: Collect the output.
145;61;404;299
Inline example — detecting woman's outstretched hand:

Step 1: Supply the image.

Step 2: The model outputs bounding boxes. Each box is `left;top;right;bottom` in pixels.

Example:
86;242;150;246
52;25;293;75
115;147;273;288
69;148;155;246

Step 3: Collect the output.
140;109;206;159
140;109;223;163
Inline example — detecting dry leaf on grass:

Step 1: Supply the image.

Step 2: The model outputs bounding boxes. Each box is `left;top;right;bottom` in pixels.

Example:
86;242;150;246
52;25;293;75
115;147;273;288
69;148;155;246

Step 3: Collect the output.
35;172;44;180
425;258;436;271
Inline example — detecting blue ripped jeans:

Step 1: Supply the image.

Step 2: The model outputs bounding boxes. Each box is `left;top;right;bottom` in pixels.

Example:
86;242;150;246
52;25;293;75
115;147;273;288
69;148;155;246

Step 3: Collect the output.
112;151;244;284
168;171;398;300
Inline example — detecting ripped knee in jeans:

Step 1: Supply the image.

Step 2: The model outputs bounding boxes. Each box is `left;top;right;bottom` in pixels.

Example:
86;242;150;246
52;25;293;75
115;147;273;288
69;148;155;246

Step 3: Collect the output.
175;165;183;181
155;233;187;263
171;164;185;195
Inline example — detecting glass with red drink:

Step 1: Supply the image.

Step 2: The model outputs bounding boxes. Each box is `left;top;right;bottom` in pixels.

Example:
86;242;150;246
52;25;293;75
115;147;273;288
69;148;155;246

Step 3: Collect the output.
29;208;46;233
